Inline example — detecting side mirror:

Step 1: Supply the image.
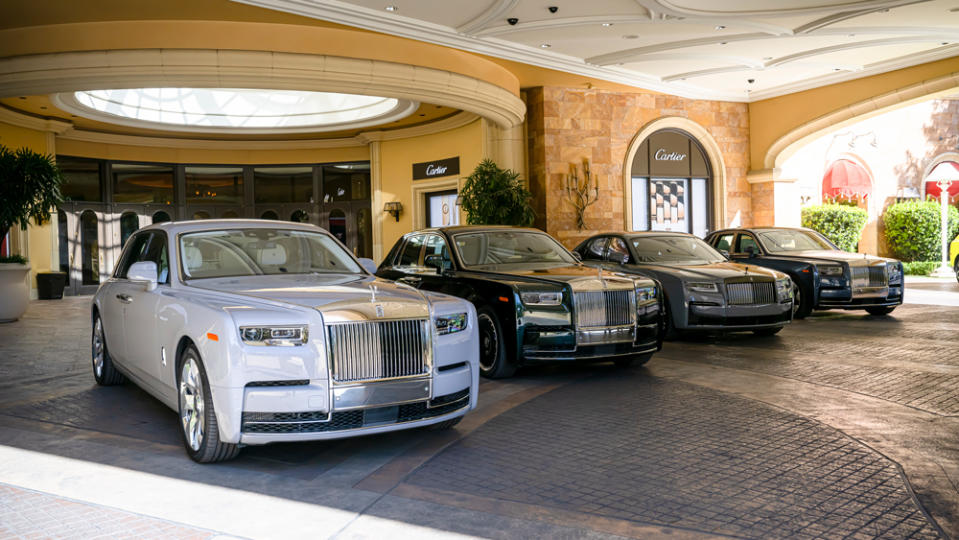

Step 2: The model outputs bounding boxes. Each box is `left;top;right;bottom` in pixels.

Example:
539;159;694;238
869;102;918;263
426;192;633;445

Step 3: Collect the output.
609;251;629;265
424;254;451;274
719;249;730;259
357;257;378;274
745;246;757;258
571;251;583;262
128;261;158;291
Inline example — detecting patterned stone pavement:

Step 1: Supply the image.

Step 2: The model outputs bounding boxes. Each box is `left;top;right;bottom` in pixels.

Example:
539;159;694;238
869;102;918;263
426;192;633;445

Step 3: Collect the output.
0;294;955;538
405;373;941;539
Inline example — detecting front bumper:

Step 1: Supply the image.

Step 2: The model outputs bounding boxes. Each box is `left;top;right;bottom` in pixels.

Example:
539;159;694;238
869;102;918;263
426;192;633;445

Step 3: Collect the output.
816;283;903;310
520;322;660;362
683;301;792;330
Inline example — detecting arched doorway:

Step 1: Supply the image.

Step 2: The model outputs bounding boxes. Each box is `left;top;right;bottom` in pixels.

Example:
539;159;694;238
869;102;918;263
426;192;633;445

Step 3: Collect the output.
924;161;959;204
152;211;171;223
120;211;139;247
627;128;713;237
80;210;100;288
822;159;872;203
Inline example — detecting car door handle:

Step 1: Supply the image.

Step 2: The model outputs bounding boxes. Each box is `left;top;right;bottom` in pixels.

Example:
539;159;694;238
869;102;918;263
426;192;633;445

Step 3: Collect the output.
398;276;422;286
116;294;133;304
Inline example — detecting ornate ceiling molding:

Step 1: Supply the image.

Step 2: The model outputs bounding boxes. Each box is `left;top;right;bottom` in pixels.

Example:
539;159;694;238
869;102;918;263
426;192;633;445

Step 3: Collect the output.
0;49;525;128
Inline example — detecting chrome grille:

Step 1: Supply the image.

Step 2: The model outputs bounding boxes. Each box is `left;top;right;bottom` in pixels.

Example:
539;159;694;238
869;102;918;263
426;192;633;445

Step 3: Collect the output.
869;266;888;286
725;282;776;305
327;319;430;383
573;290;636;328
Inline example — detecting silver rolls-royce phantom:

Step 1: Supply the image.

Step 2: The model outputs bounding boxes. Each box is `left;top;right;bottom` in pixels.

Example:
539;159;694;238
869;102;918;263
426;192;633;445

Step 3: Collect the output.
91;219;479;463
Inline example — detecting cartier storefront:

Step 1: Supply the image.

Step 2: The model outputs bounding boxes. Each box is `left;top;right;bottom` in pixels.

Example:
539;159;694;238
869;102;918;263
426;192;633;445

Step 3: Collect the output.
629;129;713;237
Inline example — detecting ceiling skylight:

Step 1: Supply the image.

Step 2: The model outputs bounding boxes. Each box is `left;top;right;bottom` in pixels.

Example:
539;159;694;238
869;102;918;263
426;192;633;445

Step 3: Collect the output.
55;88;418;134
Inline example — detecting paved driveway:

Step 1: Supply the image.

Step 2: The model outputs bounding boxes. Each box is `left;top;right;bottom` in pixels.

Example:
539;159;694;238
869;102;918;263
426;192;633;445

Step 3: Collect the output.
0;284;956;539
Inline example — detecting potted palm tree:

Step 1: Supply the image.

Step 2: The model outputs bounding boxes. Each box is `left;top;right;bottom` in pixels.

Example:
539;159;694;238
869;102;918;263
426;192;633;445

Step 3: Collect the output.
459;159;535;226
0;145;64;322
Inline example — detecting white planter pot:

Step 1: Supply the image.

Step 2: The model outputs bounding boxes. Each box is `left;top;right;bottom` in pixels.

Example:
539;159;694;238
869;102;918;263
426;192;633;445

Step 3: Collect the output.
0;263;31;322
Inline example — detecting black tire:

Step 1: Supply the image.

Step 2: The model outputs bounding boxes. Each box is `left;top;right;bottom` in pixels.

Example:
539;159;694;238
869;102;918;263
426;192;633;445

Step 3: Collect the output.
954;260;958;284
614;353;653;368
476;307;516;379
177;345;240;463
428;417;463;430
753;326;783;337
791;280;812;319
865;306;896;316
92;314;126;386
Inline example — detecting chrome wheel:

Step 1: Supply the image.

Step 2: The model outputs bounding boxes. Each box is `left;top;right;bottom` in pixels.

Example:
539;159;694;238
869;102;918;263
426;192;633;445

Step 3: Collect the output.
478;312;499;372
179;357;205;452
92;318;105;378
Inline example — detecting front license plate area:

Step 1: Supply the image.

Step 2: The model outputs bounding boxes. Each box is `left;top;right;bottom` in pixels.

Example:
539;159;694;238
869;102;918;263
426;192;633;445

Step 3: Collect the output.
363;405;399;427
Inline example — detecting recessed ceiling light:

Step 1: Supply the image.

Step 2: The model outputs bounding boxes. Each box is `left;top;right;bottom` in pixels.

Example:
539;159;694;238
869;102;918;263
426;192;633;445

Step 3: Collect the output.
540;43;551;48
40;106;47;110
602;22;613;27
763;56;773;61
622;34;639;39
834;68;842;71
385;5;397;11
18;96;26;100
715;25;726;30
942;41;950;45
719;41;728;45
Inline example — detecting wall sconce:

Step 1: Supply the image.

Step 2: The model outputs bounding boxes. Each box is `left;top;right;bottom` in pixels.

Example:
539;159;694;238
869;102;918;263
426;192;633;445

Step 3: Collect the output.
383;201;403;222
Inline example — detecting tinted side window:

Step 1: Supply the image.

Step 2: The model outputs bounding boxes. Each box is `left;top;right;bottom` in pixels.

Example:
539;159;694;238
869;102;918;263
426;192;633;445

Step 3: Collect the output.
736;234;759;254
582;237;607;261
116;233;151;278
608;237;630;263
714;233;734;252
425;234;450;261
144;232;170;284
398;235;425;266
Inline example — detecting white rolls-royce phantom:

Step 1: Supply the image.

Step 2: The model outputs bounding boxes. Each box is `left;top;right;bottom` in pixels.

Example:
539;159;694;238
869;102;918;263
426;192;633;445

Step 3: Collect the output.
91;220;479;463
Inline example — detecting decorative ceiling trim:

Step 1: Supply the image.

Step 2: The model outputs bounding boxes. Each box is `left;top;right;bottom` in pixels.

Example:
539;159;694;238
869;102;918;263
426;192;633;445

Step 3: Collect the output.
0;105;72;134
457;0;519;35
764;71;959;170
0;49;525;128
649;0;916;18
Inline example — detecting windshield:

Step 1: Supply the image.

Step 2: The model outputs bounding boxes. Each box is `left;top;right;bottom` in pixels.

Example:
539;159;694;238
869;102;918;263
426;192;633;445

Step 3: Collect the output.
179;228;362;279
453;230;577;269
758;229;836;253
630;235;726;265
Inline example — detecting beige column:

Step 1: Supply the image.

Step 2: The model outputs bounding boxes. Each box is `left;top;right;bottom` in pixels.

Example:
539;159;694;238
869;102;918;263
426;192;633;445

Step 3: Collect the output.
746;169;800;227
369;140;384;263
482;118;528;182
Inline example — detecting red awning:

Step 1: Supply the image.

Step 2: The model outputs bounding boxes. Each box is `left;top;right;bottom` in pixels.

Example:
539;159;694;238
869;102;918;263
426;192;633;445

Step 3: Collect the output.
822;159;872;200
925;161;959;200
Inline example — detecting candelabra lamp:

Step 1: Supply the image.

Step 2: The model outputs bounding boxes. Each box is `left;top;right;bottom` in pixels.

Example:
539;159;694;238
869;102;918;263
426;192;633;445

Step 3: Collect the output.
564;159;599;230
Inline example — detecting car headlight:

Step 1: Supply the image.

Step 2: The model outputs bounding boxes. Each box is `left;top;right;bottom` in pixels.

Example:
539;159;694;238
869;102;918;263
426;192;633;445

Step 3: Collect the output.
635;285;657;302
887;262;902;283
775;278;792;301
240;326;308;346
687;282;719;293
520;291;563;306
818;264;843;276
435;312;468;335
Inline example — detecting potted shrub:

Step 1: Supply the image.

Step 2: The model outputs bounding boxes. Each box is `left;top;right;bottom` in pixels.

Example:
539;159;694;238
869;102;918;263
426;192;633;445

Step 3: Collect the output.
459;159;535;226
0;145;64;322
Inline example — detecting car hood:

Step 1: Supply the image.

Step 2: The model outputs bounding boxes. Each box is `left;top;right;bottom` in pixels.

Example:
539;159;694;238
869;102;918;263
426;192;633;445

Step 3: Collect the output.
469;263;645;288
626;261;783;281
770;250;895;265
191;273;431;321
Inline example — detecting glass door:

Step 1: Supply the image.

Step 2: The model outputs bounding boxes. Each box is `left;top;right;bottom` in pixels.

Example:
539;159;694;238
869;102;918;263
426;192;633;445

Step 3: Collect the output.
60;202;110;296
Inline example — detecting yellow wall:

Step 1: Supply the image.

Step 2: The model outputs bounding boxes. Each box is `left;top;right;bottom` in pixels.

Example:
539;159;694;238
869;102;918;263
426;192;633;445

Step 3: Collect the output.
378;119;485;253
56;139;369;165
749;56;959;171
0;121;55;293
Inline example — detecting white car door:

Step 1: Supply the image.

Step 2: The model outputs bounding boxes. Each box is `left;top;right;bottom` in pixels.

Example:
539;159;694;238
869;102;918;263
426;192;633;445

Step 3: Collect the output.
103;232;152;365
123;231;168;392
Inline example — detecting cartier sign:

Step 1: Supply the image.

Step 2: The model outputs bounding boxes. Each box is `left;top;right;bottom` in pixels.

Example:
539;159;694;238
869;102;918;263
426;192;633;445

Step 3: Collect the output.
413;157;460;180
654;148;687;162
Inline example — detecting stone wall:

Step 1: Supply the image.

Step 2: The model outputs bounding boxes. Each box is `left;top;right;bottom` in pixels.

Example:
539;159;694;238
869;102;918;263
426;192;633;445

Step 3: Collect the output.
526;86;750;248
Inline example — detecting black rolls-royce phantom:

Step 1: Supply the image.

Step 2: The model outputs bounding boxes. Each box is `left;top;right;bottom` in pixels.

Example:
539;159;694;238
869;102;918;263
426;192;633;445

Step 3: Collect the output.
377;226;663;378
705;227;903;317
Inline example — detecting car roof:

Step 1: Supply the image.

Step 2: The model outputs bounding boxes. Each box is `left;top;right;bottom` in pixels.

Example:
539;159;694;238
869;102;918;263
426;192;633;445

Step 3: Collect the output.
140;219;326;236
410;225;549;235
709;226;816;236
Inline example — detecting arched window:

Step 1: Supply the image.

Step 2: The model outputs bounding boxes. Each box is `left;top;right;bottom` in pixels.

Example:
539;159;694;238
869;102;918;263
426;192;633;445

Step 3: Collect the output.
80;210;99;286
290;209;309;223
260;210;279;220
329;209;347;244
192;211;211;220
57;209;69;282
822;159;872;202
629;129;712;236
120;211;139;247
152;211;172;224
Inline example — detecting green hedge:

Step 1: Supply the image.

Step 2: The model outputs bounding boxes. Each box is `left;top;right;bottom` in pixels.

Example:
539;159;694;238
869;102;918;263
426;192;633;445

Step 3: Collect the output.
902;261;940;276
800;204;868;252
883;201;959;262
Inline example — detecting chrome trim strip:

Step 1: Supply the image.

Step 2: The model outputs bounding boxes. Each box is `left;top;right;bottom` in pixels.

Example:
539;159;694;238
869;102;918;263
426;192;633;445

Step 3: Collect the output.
332;377;432;411
576;325;635;345
524;345;658;361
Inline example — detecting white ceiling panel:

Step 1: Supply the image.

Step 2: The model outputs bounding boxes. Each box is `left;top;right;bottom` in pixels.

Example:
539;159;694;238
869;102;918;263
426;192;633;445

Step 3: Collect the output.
232;0;959;101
